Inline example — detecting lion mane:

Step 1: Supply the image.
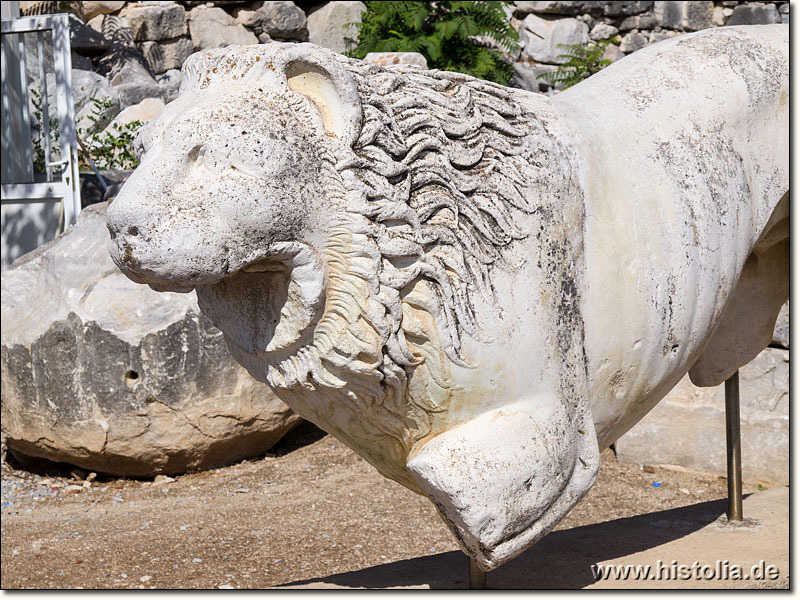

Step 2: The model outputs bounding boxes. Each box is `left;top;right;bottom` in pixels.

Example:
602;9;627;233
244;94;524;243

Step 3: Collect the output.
187;51;578;487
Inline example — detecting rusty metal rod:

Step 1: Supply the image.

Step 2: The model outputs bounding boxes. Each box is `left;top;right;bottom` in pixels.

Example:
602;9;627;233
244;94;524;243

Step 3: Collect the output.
725;370;743;522
469;557;487;589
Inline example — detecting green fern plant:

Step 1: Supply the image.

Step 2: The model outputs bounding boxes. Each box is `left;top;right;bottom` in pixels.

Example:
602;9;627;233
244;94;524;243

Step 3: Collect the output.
347;1;519;85
538;41;612;89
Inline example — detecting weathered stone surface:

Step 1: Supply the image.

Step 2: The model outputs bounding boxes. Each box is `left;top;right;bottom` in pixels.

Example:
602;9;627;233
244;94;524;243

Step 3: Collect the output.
509;61;558;92
188;6;259;51
363;52;428;68
727;3;782;26
1;204;300;476
100;96;164;138
307;1;365;54
619;12;657;30
234;1;308;41
97;42;178;108
122;3;188;42
654;0;714;31
602;1;654;16
648;29;679;45
106;31;788;569
616;348;789;485
772;302;789;348
69;13;110;55
601;42;624;62
520;14;589;63
619;30;647;53
82;0;125;21
590;22;619;41
79;169;133;208
513;1;603;16
156;67;183;93
712;6;726;27
139;36;194;74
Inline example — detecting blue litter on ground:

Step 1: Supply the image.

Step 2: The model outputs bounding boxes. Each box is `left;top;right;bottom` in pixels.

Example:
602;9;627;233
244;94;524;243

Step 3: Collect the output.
652;482;662;487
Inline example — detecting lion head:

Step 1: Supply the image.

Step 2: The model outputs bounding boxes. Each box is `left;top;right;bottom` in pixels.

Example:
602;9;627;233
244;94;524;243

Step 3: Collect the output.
107;43;572;490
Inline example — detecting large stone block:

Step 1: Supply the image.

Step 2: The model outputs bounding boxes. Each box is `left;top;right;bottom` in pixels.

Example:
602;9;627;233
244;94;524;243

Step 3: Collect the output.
726;3;782;25
513;1;604;16
615;348;789;485
122;2;188;42
520;14;589;64
188;6;259;51
1;204;300;476
654;0;714;31
601;1;654;17
619;30;647;53
82;1;125;22
590;22;619;41
69;13;110;55
139;36;194;74
307;0;365;54
234;1;308;41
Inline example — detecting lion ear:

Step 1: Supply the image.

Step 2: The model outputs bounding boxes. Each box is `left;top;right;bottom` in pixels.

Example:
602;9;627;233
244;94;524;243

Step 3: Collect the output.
284;47;363;146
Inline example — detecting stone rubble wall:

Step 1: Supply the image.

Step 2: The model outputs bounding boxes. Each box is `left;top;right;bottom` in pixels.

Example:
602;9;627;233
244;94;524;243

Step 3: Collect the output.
19;1;789;109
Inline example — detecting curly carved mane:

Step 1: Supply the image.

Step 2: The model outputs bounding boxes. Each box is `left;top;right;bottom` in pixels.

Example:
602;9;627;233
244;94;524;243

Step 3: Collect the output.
220;57;576;486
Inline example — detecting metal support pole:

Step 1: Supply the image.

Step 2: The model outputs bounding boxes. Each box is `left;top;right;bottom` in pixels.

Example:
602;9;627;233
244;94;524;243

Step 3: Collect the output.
469;557;487;589
725;370;743;522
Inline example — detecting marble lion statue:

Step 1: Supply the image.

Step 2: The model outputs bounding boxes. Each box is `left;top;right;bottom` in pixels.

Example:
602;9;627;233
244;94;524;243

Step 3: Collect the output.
107;25;788;570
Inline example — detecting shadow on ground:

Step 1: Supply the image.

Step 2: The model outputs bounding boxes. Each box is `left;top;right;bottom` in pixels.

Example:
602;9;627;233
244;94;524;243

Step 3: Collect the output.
282;497;738;589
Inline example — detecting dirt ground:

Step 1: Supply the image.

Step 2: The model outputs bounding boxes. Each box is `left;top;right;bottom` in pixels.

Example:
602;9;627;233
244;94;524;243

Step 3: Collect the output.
0;421;770;590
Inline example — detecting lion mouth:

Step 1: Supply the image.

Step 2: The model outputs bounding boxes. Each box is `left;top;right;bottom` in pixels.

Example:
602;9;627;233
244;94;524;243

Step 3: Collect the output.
194;243;326;357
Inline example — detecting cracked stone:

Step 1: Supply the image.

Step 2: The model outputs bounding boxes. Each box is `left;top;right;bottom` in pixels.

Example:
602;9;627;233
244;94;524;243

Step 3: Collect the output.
1;204;302;477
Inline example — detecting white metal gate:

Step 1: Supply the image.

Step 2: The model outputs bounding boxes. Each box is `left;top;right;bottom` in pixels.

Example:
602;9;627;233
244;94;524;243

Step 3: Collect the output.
1;7;81;268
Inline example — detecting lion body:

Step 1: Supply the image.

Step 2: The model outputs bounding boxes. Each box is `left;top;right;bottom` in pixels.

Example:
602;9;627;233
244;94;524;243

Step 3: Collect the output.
107;25;788;568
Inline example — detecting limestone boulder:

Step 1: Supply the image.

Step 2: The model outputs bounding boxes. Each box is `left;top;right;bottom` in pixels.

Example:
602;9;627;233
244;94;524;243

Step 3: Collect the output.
69;13;110;56
307;1;365;54
619;12;657;30
619;30;647;53
601;1;654;16
615;347;789;485
99;96;164;141
188;6;259;51
589;22;619;41
1;204;301;476
726;3;782;26
520;14;589;64
509;61;558;93
82;1;125;22
121;2;188;42
653;0;714;31
513;1;604;17
97;42;178;108
234;1;308;41
139;37;194;74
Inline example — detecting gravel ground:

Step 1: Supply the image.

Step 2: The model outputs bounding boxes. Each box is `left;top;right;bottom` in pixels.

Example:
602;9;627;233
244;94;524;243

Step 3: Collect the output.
1;422;765;589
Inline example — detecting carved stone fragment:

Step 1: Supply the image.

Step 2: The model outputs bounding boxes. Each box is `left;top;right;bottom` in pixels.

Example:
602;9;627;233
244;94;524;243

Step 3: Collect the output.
107;26;788;569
